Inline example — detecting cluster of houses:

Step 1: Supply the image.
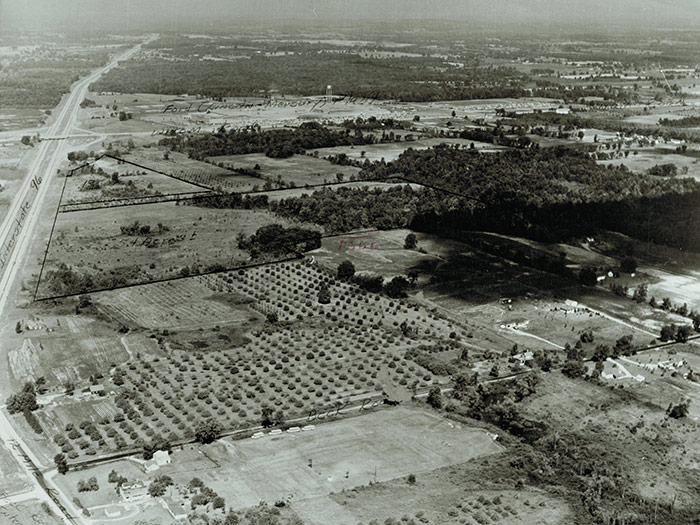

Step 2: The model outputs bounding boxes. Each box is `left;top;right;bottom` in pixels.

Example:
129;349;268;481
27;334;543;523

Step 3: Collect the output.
101;450;189;521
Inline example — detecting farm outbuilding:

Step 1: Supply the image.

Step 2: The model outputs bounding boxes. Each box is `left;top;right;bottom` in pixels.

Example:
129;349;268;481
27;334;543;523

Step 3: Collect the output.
161;496;188;520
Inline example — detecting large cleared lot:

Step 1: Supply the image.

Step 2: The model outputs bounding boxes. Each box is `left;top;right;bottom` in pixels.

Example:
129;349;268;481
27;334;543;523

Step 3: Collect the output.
199;407;503;509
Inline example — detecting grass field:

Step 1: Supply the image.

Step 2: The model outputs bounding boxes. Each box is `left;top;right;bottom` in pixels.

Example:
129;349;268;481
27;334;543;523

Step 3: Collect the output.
61;155;205;206
201;407;502;511
332;475;571;525
313;137;503;162
587;291;691;336
97;278;260;330
600;146;700;180
82;116;162;134
209;153;362;188
38;201;304;297
0;437;32;498
0;107;46;131
0;498;63;525
311;229;439;279
641;267;700;312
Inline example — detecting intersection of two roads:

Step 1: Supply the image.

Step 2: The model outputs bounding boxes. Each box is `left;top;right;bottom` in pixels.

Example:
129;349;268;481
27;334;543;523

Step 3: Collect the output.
0;39;149;524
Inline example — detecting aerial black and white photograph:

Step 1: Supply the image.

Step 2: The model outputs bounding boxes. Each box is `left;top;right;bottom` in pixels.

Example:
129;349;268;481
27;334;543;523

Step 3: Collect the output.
0;1;699;524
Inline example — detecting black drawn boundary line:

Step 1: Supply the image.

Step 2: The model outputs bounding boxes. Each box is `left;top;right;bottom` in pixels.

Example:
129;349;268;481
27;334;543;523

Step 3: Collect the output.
32;227;381;302
32;150;486;301
102;153;221;192
31;156;106;302
58;190;215;213
56;176;410;213
62;189;213;207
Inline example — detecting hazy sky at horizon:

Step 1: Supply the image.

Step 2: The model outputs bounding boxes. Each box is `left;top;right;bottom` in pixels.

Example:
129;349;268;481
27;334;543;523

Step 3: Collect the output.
2;0;699;32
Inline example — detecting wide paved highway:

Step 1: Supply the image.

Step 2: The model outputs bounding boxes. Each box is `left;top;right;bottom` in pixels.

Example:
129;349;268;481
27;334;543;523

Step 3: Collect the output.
0;37;151;524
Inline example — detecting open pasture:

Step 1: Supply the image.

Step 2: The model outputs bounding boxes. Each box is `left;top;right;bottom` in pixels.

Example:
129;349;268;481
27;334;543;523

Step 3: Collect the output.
333;481;569;525
588;292;691;336
124;150;242;190
0;107;47;131
120;407;504;516
209;152;362;188
0;438;32;497
311;228;440;279
313;137;502;163
600;146;700;181
81;115;162;134
61;155;205;206
197;408;503;511
38;202;298;297
642;266;700;312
